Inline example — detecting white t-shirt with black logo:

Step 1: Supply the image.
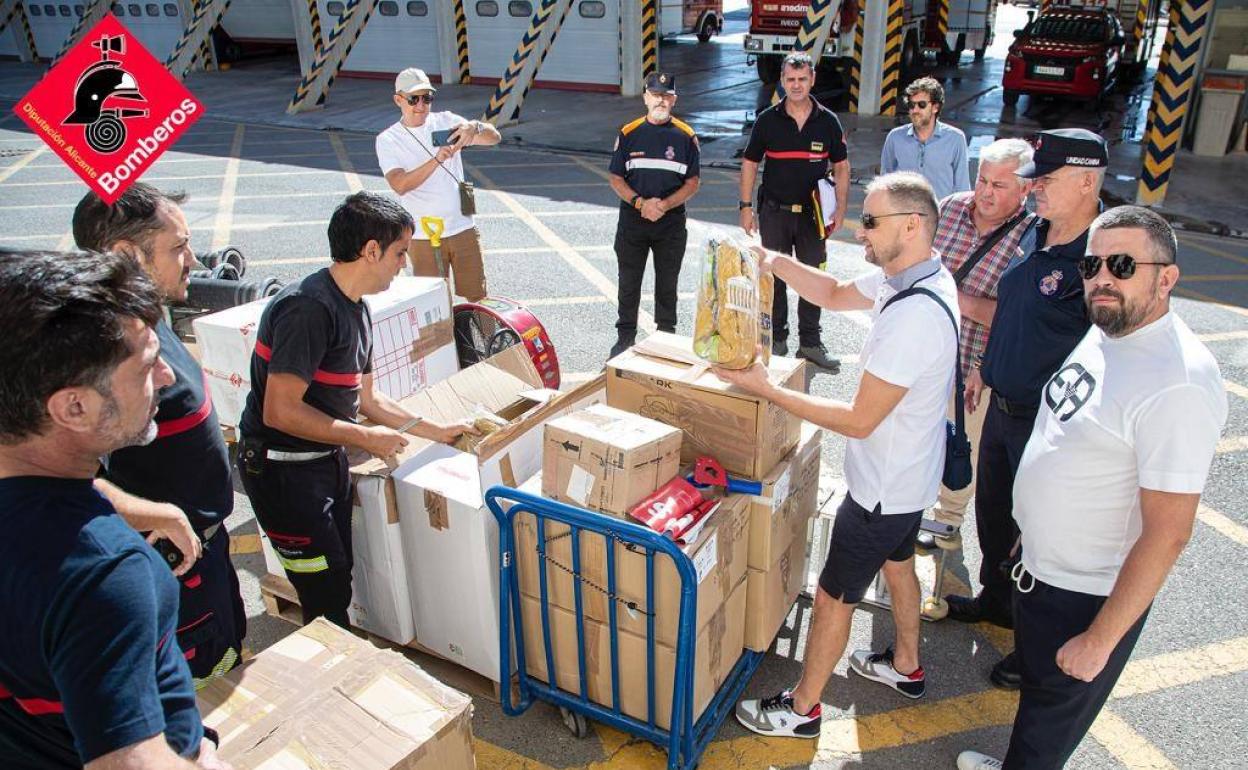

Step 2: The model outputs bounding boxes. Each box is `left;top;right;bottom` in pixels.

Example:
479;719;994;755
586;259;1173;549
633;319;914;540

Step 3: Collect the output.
848;257;960;514
375;112;473;239
1013;312;1227;596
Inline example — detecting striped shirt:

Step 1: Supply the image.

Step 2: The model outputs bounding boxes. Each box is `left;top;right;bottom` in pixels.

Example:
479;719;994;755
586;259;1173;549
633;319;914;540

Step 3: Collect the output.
934;191;1036;378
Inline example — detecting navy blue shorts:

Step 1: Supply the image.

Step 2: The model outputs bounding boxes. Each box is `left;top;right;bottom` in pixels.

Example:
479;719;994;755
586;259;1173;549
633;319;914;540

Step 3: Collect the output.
818;494;922;604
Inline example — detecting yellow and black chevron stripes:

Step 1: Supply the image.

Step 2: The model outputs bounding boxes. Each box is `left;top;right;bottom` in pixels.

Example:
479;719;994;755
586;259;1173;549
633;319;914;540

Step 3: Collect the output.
308;0;324;50
769;0;835;106
1131;0;1148;60
1146;0;1181;137
880;0;904;117
165;0;233;77
1;2;38;60
641;0;657;77
195;36;213;71
935;0;949;41
516;0;575;110
1138;0;1212;205
288;0;377;112
50;0;106;67
484;0;564;122
452;0;469;83
849;14;863;113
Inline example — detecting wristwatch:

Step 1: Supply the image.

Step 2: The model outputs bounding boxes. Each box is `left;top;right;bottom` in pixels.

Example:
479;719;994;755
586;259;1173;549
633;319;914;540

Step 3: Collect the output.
631;194;642;209
738;200;753;210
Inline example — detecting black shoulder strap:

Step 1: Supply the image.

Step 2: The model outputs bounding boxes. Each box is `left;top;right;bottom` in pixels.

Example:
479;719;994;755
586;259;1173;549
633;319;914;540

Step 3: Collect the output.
882;286;966;439
951;209;1029;287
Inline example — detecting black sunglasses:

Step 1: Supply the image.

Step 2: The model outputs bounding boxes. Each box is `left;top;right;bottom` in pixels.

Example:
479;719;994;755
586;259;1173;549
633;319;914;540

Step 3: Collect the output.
861;212;928;230
402;93;434;106
1079;253;1169;280
907;100;930;110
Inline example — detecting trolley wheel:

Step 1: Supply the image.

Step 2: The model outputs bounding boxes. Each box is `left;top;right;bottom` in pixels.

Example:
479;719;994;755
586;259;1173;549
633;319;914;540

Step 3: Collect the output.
559;706;590;739
922;595;950;621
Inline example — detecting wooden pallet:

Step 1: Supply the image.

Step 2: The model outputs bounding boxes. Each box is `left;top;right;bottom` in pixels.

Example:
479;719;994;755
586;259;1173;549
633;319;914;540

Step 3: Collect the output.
259;574;511;703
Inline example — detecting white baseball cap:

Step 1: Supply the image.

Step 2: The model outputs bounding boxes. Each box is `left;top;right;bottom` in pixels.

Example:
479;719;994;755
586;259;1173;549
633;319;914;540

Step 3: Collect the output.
395;68;436;95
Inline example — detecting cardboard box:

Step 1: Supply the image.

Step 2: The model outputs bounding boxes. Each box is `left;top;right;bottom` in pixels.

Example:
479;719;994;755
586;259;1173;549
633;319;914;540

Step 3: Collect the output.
192;276;457;427
746;423;823;571
515;474;750;647
374;346;606;682
605;332;806;480
198;619;475;769
519;578;746;731
744;532;810;652
541;404;682;517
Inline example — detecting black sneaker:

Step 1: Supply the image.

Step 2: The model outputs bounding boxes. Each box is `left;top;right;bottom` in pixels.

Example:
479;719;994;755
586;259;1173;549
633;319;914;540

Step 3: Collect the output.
848;647;926;698
797;344;840;372
735;690;821;738
772;338;789;357
990;651;1021;690
608;337;635;360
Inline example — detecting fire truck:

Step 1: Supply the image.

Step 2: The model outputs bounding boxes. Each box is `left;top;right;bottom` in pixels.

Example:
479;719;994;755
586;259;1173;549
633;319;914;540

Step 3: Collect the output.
744;0;998;84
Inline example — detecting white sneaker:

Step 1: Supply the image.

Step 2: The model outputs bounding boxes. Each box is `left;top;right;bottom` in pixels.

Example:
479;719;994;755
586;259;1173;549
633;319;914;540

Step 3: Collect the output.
957;750;1003;769
734;690;821;738
848;647;926;698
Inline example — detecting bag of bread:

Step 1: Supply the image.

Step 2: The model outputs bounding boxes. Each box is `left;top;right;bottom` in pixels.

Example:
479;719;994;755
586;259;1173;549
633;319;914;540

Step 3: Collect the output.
693;237;762;369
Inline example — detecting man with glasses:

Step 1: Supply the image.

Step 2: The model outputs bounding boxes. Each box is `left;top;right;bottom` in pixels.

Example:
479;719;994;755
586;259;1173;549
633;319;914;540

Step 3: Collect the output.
739;52;849;371
963;128;1105;687
727;173;956;737
957;207;1226;770
881;77;971;201
376;67;500;302
607;71;701;359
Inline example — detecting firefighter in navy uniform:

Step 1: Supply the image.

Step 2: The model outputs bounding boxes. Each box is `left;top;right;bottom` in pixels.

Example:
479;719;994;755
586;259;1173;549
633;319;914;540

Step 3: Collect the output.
608;71;701;358
71;184;246;689
237;192;474;629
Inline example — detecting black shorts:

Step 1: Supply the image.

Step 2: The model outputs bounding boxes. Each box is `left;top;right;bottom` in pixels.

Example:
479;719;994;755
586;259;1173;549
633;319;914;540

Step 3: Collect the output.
818;494;923;604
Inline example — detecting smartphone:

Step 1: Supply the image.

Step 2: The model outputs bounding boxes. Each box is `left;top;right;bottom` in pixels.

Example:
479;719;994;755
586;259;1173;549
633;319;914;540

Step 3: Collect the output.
431;128;455;147
153;537;184;572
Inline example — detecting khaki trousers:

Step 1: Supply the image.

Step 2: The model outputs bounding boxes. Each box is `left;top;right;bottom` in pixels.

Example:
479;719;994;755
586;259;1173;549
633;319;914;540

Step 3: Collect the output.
409;227;486;302
932;386;990;528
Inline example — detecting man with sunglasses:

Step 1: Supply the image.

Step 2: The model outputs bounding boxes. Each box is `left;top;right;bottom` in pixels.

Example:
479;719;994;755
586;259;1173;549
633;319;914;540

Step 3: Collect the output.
960;128;1105;688
957;206;1226;770
376;67;500;302
881;77;971;201
739;52;849;371
728;173;956;737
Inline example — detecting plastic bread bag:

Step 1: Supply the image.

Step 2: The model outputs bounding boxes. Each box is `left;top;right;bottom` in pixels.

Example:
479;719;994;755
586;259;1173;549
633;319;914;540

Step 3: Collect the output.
454;406;509;453
693;236;761;369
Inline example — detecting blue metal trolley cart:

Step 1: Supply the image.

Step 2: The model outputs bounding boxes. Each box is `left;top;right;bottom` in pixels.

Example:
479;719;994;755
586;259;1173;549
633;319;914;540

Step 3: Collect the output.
486;486;764;770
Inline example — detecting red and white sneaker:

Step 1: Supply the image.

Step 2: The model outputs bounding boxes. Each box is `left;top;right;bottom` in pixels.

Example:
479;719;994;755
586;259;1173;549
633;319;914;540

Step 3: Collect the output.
848;647;926;699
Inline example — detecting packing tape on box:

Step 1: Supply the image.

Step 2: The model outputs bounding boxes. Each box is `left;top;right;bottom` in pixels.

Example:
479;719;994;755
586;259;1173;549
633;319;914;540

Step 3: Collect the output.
708;602;726;674
409;317;455;363
499;453;517;487
425;490;449;531
384;478;400;525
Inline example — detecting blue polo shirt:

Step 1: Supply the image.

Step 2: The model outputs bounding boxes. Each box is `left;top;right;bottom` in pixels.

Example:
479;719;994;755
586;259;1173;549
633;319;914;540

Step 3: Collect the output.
880;121;971;201
980;218;1091;406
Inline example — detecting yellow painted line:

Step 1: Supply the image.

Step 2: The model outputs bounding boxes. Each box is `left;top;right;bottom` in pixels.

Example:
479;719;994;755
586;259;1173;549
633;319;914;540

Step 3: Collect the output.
928;563;1015;655
567;154;612;182
1196;504;1248;548
0;145;45;184
329;132;363;193
1088;708;1178;769
1181;235;1248;268
1217;435;1248;454
1224;379;1248;401
472;738;557;769
212;125;245;251
229;533;261;555
1198;330;1248;343
1173;287;1248;319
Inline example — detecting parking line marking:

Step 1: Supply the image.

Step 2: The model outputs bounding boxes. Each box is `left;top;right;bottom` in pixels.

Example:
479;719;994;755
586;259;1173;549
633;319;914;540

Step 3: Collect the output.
524;295;612;307
212;125;245;251
567;154;612;182
1110;635;1248;698
1088;708;1178;770
329;132;363;193
229;533;261;555
473;738;558;769
0;145;44;185
1197;505;1248;548
1217;435;1248;454
1181;274;1248;282
1182;236;1248;268
0;168;341;187
1224;379;1248;401
1198;330;1248;343
1173;287;1248;319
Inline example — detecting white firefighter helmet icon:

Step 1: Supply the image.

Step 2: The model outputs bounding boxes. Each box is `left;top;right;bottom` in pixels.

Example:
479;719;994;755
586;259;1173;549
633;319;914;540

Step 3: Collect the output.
1044;363;1097;422
63;34;148;154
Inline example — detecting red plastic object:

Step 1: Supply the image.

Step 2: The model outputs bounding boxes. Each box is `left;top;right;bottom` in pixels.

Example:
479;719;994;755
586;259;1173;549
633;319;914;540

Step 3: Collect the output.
455;296;560;388
693;456;730;488
628;477;719;543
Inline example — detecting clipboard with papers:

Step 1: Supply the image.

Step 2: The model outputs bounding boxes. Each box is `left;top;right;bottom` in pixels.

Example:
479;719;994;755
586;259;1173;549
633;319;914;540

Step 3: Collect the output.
811;178;837;240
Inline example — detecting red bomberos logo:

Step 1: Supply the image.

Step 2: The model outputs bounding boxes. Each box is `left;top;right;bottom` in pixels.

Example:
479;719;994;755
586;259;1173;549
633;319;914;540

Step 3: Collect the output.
13;14;202;203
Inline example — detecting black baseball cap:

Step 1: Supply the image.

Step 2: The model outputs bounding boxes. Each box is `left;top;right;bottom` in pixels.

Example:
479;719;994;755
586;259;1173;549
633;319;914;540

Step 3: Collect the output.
1016;128;1109;178
645;72;677;95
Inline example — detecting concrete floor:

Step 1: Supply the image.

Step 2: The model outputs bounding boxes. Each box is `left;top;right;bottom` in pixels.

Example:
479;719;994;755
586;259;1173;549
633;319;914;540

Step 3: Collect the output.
1;101;1246;768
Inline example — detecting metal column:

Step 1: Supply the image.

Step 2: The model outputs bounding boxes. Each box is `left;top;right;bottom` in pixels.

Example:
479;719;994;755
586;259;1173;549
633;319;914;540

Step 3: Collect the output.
287;0;379;114
641;0;658;79
435;0;470;84
858;0;887;115
288;0;324;81
620;0;644;96
849;10;864;112
879;0;904;116
0;0;38;62
165;0;232;80
481;0;576;127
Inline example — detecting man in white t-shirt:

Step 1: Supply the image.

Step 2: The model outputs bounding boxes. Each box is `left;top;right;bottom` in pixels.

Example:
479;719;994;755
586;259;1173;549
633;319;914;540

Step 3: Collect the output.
724;172;959;738
957;207;1227;770
375;67;500;301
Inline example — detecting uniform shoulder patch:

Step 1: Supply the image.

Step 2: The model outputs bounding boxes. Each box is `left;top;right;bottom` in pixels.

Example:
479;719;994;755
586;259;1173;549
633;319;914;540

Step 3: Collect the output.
670;118;696;138
620;116;647;136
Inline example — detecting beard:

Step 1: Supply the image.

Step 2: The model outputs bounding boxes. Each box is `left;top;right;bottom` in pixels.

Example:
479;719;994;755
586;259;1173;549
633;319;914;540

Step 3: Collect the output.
1087;284;1157;337
98;391;160;449
864;237;901;267
648;105;671;122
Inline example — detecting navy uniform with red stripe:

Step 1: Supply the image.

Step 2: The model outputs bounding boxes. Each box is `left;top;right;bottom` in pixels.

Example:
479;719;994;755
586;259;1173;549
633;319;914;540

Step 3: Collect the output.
237;267;372;627
101;320;246;688
742;96;848;350
608;102;700;349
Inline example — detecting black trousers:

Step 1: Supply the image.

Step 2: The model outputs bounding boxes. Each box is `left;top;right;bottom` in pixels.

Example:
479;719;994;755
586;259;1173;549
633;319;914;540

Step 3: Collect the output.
972;398;1038;614
176;525;247;684
238;443;353;628
614;207;687;338
1004;577;1150;769
758;203;826;348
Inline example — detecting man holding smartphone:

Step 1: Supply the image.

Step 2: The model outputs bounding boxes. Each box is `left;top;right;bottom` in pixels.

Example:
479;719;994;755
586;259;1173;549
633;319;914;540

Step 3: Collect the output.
376;67;501;302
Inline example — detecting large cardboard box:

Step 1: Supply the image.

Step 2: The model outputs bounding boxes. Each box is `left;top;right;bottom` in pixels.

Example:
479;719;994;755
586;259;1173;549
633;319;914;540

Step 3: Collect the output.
605;332;806;480
370;347;606;682
541;404;682;517
198;619;475;769
519;578;746;731
515;473;750;647
192;276;457;426
747;423;823;571
744;532;810;653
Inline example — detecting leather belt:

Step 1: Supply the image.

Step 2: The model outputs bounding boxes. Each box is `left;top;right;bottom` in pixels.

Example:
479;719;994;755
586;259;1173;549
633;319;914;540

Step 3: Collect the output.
993;392;1039;419
761;198;807;214
266;448;334;462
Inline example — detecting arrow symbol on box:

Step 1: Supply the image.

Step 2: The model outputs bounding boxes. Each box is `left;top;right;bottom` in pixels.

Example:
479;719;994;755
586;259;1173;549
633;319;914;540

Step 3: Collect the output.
560;441;580;452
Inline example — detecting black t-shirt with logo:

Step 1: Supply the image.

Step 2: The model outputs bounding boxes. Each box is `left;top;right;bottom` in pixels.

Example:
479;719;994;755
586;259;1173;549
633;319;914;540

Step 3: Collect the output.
239;268;372;452
743;96;849;206
609;115;700;212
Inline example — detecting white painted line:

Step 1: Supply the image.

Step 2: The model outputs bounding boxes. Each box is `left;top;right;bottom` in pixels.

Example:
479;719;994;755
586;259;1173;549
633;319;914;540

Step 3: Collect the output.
0;145;45;185
212;125;245;252
1197;505;1248;548
1088;708;1178;770
329;133;363;193
56;231;75;251
1198;330;1248;343
1225;379;1248;401
1217;435;1248;454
